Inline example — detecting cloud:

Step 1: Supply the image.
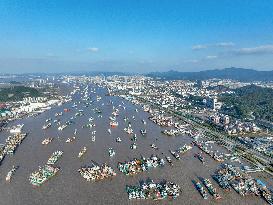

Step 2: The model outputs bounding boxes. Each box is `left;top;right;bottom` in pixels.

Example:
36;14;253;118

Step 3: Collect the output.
192;42;235;50
234;45;273;55
206;55;218;59
215;42;235;47
87;47;99;52
192;44;207;50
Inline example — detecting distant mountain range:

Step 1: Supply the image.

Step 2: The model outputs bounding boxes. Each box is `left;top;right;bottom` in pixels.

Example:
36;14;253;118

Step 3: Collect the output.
146;67;273;81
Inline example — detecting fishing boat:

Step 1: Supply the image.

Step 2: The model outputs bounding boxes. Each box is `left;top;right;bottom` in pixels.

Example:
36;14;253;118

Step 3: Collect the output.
0;145;5;164
212;175;231;191
42;137;53;145
166;156;173;166
108;148;115;157
131;135;137;141
109;116;116;121
108;129;111;134
177;144;192;154
195;181;209;199
130;143;137;149
116;137;122;142
78;147;87;158
66;136;76;143
203;178;221;200
55;112;63;117
151;144;159;150
110;121;118;128
124;127;134;134
42;123;52;130
58;124;67;131
6;166;18;182
47;151;63;165
140;129;147;135
91;135;96;142
10;124;24;134
112;110;119;116
170;150;180;160
195;153;205;164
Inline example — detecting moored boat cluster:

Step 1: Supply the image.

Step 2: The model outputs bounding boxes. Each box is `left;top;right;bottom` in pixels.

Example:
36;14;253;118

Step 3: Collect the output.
126;180;181;200
149;114;173;127
213;163;273;204
78;164;116;182
4;133;27;155
193;140;225;162
47;151;63;165
118;155;165;176
161;128;190;136
29;165;60;187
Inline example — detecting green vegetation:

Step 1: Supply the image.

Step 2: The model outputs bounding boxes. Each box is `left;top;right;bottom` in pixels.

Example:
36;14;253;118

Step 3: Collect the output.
0;86;42;102
220;85;273;121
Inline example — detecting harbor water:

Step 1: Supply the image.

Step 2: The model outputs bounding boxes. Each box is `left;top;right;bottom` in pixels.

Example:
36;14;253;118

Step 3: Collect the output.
0;84;270;205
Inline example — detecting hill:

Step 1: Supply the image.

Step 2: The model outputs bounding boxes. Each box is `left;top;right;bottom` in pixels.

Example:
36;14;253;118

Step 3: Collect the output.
220;85;273;121
147;67;273;81
0;86;42;102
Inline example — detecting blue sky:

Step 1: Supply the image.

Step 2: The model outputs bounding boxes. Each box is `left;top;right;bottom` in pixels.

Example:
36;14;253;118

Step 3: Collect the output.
1;0;273;73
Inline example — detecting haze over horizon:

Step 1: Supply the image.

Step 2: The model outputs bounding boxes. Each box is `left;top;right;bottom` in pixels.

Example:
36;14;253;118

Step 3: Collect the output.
1;0;273;73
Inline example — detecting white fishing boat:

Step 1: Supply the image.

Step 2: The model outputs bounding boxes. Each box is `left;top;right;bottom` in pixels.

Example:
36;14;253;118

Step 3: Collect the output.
42;137;53;145
58;124;67;131
10;124;24;134
6;166;18;182
66;136;76;143
108;129;111;134
78;147;87;158
151;144;159;150
130;143;137;149
91;135;96;142
42;123;52;130
108;148;115;157
140;129;147;135
116;137;122;142
124;127;133;134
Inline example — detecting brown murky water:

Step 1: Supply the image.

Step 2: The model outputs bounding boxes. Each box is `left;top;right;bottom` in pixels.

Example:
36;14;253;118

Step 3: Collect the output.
0;85;269;205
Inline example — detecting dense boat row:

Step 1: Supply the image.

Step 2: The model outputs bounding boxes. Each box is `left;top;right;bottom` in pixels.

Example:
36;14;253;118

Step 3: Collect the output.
118;155;165;175
213;163;273;204
126;180;181;200
29;165;60;187
4;133;27;155
78;164;116;182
